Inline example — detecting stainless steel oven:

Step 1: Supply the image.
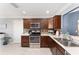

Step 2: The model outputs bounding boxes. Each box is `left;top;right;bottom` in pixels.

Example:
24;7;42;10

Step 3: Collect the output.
29;22;41;48
30;36;40;43
29;35;40;48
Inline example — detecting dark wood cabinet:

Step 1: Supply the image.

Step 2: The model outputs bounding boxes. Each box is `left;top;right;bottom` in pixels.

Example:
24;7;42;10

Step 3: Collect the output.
43;36;65;55
48;36;53;47
23;18;48;32
49;37;65;55
30;18;41;23
56;43;65;55
21;36;29;47
53;15;61;29
56;48;65;55
23;19;30;29
51;46;65;55
23;18;41;29
40;36;55;48
40;36;65;55
40;36;49;48
41;19;48;29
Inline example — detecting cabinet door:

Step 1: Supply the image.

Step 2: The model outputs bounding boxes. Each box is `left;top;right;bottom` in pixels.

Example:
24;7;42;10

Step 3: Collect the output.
21;36;29;47
23;19;30;29
56;48;64;55
41;19;48;29
56;44;65;55
50;37;65;55
56;16;61;29
40;36;49;48
48;36;53;48
30;18;41;23
50;39;57;55
51;47;57;55
53;15;61;29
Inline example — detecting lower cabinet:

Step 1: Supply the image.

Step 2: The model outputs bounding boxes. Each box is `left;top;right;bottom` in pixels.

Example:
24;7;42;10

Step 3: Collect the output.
40;36;65;55
56;43;65;55
56;48;64;55
51;47;57;55
50;38;65;55
40;36;49;47
21;35;67;55
53;47;65;55
21;36;29;47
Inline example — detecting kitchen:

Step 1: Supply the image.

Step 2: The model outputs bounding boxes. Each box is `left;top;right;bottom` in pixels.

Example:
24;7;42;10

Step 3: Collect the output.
0;3;79;55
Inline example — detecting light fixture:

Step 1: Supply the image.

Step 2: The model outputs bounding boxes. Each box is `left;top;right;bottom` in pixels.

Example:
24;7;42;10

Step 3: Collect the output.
46;10;50;14
22;10;26;14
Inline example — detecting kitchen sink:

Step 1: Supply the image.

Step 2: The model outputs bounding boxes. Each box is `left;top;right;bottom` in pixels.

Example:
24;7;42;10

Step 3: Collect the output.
54;38;79;47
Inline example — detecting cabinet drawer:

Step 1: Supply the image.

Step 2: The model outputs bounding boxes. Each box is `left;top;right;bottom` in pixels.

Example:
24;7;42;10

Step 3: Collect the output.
21;39;28;43
21;43;29;47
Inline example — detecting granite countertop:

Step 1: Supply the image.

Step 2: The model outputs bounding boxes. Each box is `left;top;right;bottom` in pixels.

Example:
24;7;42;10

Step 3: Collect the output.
22;32;49;36
21;32;29;36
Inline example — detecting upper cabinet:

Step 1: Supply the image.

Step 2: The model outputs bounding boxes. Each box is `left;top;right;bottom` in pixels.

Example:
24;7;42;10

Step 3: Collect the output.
30;18;41;23
23;15;61;30
23;18;48;29
41;19;48;29
53;15;61;29
23;19;30;29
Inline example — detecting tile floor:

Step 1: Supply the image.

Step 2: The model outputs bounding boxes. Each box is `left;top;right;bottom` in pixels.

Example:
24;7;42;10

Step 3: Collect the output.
0;43;52;55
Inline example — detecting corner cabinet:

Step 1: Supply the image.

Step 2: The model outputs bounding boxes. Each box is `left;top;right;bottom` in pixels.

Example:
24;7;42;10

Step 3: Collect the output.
53;15;61;29
21;36;29;47
40;36;49;48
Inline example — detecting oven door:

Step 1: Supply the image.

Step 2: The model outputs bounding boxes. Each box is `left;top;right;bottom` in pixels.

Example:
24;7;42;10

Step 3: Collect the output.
30;36;40;43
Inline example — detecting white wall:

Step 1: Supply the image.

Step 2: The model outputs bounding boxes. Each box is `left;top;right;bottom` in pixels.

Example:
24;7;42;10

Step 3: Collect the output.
13;19;23;43
0;3;23;18
0;19;13;37
0;18;23;43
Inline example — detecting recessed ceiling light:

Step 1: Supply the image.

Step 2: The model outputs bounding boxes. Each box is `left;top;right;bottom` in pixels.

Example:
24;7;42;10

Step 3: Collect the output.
46;10;50;14
22;10;26;14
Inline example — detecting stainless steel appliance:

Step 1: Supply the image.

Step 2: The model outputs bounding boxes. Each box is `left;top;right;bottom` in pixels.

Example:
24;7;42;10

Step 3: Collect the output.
30;23;40;29
29;22;41;48
30;33;40;43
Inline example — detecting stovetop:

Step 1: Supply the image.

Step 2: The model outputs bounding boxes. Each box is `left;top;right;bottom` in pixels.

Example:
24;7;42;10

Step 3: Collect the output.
30;32;41;36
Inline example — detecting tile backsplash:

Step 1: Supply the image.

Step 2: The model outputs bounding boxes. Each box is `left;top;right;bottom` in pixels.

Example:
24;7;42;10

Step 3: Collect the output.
23;29;30;34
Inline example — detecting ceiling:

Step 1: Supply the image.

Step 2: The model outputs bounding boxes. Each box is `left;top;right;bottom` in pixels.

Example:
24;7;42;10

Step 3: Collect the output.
11;3;69;18
0;3;79;18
